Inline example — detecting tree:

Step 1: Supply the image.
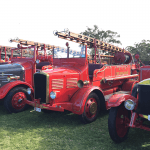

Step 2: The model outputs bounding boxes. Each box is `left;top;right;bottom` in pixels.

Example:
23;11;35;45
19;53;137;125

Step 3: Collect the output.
126;40;150;63
80;25;122;54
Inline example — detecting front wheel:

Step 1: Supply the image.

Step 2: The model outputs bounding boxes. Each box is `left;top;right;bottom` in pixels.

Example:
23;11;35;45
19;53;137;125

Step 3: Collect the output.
108;104;130;143
79;92;100;124
4;87;32;113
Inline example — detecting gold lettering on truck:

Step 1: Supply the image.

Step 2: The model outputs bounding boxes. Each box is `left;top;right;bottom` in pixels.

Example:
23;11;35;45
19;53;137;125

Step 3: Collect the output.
116;71;129;76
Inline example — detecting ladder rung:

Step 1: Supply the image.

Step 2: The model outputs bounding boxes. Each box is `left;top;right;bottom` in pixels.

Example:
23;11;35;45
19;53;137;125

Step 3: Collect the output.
10;38;58;50
56;30;129;54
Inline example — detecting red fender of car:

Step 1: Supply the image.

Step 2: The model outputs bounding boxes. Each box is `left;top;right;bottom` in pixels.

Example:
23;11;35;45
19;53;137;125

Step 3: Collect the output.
107;94;138;107
0;81;33;99
70;85;103;115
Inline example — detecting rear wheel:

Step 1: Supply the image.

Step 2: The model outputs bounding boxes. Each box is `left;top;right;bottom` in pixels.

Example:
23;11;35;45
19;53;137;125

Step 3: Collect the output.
108;104;130;143
4;87;31;113
80;93;100;124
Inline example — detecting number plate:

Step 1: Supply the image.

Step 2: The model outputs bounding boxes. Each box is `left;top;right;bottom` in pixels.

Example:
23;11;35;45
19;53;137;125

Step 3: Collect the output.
34;107;41;112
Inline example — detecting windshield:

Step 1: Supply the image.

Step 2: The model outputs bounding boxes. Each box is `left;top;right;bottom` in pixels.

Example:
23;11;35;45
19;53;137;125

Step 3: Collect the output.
12;48;34;58
54;45;85;58
12;47;52;59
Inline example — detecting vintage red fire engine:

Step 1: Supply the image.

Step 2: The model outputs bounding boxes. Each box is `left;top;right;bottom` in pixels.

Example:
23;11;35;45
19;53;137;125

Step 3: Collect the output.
0;38;53;113
25;29;139;123
108;54;150;143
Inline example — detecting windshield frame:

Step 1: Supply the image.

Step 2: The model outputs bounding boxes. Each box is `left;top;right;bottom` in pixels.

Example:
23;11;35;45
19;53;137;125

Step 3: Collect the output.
11;45;36;61
53;45;87;59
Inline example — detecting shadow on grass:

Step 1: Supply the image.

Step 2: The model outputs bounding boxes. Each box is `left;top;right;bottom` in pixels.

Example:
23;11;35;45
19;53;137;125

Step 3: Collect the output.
0;104;150;150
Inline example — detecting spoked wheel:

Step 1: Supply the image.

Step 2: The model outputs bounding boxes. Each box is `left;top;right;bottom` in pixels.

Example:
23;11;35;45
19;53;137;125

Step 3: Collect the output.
4;87;31;113
108;104;131;143
80;93;100;124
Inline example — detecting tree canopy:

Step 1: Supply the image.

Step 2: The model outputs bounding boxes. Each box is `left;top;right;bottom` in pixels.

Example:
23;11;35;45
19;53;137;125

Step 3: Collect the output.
80;25;122;54
126;40;150;63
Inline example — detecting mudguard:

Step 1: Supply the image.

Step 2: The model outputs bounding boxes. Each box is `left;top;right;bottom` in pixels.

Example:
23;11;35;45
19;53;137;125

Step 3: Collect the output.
70;85;103;115
0;80;33;99
107;94;138;107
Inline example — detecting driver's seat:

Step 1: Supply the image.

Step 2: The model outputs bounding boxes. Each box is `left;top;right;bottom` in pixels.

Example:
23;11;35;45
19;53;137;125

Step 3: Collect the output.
88;63;103;78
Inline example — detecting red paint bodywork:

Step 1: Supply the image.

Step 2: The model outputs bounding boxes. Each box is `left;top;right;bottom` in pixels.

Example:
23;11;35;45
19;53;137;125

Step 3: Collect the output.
25;44;139;116
0;45;52;100
108;64;150;131
69;85;103;115
0;81;33;99
139;65;150;81
107;94;138;107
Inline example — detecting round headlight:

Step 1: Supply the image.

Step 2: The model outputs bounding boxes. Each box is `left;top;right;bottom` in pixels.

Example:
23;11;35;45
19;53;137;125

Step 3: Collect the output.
124;100;136;110
50;91;56;99
27;88;31;95
36;59;40;64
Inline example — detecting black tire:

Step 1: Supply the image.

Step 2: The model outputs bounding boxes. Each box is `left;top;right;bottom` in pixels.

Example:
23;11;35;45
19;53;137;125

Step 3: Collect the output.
108;104;130;143
4;87;32;113
79;92;100;124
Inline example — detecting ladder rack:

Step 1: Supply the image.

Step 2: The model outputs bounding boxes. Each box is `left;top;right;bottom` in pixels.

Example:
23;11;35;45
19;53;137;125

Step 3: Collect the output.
54;30;128;54
0;46;16;52
9;38;56;50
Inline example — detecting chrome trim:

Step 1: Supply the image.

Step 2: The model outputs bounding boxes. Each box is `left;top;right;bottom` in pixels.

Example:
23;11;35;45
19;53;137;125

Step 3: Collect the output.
13;63;25;70
67;78;78;88
0;74;13;76
52;79;63;89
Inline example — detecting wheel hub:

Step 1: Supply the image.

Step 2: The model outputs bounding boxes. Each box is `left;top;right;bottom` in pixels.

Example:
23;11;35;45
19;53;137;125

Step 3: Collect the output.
18;99;22;103
89;102;97;115
12;92;26;110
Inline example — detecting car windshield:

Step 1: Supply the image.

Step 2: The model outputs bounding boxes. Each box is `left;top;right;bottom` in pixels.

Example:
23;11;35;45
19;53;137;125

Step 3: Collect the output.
12;48;34;58
53;45;85;58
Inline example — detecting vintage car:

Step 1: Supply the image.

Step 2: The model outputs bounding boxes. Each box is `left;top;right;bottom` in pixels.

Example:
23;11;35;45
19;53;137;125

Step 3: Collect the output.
0;39;53;113
108;64;150;143
24;30;139;123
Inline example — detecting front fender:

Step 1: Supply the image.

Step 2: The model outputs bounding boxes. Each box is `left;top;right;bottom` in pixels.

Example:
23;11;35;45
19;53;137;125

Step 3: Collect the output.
107;94;137;107
70;85;103;115
0;81;33;99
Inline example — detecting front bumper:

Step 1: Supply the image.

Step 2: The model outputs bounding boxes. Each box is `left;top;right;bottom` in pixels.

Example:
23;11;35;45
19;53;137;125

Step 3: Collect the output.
25;98;64;112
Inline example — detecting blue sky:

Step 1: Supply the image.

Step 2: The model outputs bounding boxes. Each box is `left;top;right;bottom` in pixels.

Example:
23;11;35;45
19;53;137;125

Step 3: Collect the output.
0;0;150;51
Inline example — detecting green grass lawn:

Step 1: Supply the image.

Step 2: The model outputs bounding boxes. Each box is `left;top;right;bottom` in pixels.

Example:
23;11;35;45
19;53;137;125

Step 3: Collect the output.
0;102;150;150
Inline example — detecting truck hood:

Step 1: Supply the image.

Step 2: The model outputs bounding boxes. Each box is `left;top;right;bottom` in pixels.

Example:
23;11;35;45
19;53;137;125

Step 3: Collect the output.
0;63;24;87
43;66;80;76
